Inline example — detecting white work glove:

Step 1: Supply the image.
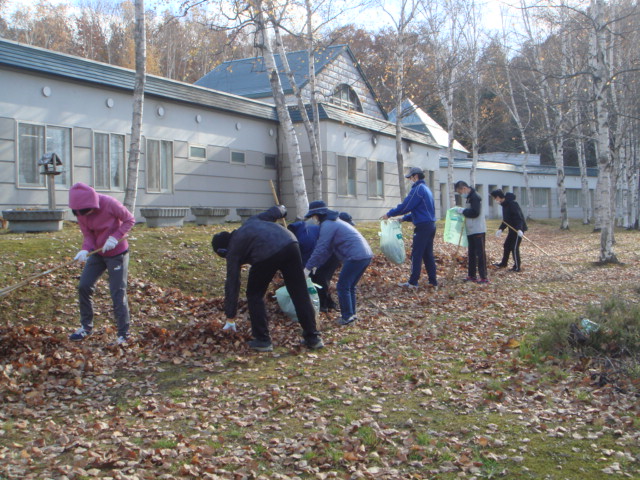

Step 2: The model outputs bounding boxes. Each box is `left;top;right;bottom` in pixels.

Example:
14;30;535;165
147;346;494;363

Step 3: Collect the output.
303;268;311;278
74;250;89;262
517;230;524;238
102;236;118;253
455;207;464;214
495;229;503;238
222;320;237;332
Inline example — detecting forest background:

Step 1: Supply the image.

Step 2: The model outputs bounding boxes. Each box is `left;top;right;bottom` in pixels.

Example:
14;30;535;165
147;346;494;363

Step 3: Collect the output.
2;0;638;168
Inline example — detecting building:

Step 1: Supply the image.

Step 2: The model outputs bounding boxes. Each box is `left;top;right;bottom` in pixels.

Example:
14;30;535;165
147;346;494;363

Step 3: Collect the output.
390;102;598;220
0;39;441;223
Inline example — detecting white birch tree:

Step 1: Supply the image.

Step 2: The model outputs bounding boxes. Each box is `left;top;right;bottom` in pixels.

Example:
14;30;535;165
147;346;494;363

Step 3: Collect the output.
382;0;420;198
123;0;146;213
253;0;309;216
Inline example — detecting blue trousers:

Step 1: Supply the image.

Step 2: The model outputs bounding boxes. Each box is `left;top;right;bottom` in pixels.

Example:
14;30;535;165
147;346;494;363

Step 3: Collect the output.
336;258;371;321
408;221;437;286
79;252;130;337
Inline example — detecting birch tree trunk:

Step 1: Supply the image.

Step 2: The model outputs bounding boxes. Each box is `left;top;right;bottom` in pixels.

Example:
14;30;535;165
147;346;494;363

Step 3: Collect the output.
123;0;145;213
494;46;533;218
384;0;419;199
590;0;617;262
254;2;309;216
304;0;323;201
393;17;407;200
268;8;320;202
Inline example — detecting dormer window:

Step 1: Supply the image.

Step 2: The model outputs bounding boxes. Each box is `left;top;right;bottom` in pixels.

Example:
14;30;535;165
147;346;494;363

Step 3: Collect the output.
332;84;362;112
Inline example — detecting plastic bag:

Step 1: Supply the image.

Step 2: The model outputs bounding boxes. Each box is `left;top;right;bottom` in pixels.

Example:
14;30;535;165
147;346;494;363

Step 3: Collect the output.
443;208;468;247
379;219;406;264
275;277;320;322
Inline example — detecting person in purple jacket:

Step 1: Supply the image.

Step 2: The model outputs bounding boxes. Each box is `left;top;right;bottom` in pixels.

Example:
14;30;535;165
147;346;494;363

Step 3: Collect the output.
67;183;135;345
304;201;373;326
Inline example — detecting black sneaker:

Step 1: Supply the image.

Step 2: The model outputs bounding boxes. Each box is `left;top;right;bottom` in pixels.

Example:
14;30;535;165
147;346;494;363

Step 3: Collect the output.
248;339;273;352
492;263;507;268
69;327;91;341
510;267;521;272
302;338;324;350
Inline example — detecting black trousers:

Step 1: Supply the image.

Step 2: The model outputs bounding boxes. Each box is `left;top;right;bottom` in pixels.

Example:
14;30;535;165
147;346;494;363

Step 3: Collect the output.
500;230;522;269
467;233;487;280
246;243;320;343
311;254;340;309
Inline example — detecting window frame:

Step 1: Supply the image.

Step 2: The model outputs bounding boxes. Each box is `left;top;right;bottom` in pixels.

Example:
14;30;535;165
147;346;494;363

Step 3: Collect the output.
367;160;384;199
264;154;277;170
337;155;357;197
17;122;72;189
189;144;207;162
146;138;174;194
93;131;126;191
331;84;363;112
231;150;246;165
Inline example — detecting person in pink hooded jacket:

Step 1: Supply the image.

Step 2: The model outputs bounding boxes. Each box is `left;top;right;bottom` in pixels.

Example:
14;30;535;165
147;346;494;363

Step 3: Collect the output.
68;183;135;344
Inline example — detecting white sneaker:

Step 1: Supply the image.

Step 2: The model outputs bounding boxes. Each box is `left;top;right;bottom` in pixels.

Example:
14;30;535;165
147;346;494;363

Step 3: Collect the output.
111;336;128;346
397;282;418;289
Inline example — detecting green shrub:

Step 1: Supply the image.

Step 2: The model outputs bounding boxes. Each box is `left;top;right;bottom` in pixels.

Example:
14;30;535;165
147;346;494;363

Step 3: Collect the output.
529;297;640;377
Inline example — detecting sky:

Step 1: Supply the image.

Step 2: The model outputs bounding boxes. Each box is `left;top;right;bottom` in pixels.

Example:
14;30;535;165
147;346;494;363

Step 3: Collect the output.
3;0;520;34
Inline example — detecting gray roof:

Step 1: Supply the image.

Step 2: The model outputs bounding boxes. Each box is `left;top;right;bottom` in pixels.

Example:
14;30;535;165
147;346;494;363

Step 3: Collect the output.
440;158;598;177
0;38;279;122
195;44;388;119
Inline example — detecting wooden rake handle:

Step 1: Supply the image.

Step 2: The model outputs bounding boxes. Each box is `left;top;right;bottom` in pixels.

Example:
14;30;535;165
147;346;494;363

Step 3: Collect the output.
0;238;125;298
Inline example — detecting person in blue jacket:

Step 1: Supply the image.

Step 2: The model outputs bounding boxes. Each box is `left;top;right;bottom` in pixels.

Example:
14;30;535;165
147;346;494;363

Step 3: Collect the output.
382;167;438;288
304;201;373;326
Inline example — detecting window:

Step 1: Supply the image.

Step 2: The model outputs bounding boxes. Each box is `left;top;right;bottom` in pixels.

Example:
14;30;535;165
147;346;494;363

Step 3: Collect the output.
189;145;207;162
147;139;173;193
264;154;277;169
566;188;582;208
337;155;357;197
331;84;363;112
94;133;125;190
231;151;245;164
367;160;384;198
531;187;549;207
18;123;72;187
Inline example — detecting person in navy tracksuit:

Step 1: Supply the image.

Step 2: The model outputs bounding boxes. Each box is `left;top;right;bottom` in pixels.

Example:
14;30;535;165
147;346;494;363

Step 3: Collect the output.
211;206;323;352
491;189;528;272
382;167;438;288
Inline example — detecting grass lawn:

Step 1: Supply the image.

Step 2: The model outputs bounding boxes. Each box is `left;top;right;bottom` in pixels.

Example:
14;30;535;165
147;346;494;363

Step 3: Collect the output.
0;218;638;479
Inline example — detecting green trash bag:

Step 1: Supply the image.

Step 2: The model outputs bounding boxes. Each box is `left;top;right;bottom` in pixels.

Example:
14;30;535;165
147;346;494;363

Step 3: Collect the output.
443;208;468;247
379;219;406;264
275;277;320;322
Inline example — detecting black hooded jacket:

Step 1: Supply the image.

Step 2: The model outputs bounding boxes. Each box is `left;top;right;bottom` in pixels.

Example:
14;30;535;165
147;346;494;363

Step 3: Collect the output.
499;193;528;232
223;206;297;318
